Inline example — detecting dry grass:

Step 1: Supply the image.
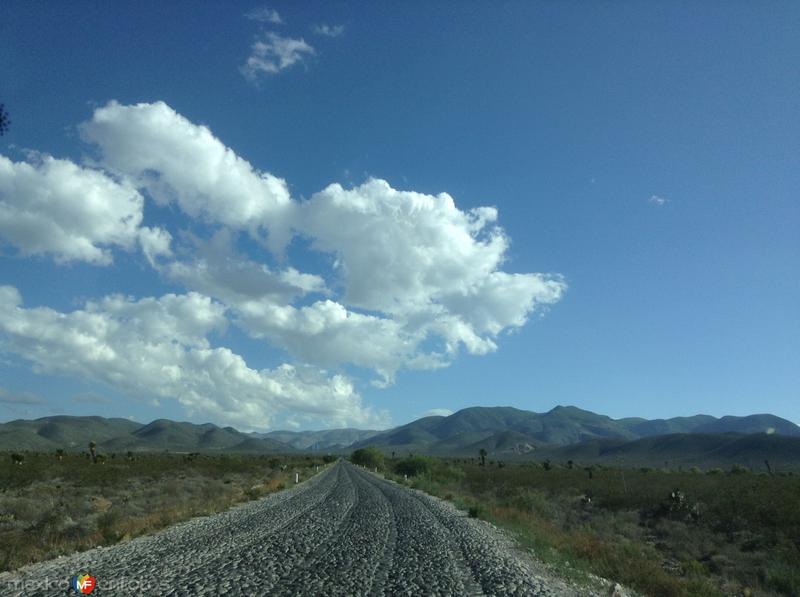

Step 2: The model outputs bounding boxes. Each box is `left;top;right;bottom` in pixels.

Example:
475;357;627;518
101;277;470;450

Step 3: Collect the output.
0;451;327;572
388;459;800;596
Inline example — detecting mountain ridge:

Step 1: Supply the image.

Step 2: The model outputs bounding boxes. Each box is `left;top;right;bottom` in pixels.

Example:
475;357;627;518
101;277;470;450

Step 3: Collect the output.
1;407;798;462
351;406;800;462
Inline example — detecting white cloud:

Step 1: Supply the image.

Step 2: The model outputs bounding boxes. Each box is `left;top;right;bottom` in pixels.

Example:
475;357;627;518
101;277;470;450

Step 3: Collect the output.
227;177;565;384
235;299;437;385
241;32;315;81
1;102;566;426
85;103;563;384
0;286;385;430
0;154;145;264
313;24;345;37
420;408;453;418
162;229;325;307
157;230;440;385
80;101;293;253
294;178;564;339
441;270;565;336
297;179;510;315
92;105;565;384
245;6;283;24
138;226;172;265
649;194;669;206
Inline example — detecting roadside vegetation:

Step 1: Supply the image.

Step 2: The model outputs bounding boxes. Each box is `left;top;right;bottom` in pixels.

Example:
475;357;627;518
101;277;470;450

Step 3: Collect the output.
0;449;328;572
364;453;800;596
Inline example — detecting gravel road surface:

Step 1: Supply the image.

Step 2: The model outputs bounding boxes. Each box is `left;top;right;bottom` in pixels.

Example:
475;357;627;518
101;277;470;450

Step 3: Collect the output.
1;461;585;596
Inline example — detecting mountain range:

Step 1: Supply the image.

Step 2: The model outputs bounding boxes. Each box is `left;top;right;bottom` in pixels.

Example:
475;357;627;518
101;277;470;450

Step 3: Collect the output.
0;416;290;453
351;405;800;454
2;406;799;469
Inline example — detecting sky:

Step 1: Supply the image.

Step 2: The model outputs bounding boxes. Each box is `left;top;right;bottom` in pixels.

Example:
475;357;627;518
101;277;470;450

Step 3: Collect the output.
0;2;797;431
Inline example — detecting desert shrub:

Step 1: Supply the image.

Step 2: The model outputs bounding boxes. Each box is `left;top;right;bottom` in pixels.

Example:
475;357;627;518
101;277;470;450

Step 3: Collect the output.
468;503;486;518
394;456;431;477
350;447;384;470
0;452;316;572
399;456;800;596
511;490;556;519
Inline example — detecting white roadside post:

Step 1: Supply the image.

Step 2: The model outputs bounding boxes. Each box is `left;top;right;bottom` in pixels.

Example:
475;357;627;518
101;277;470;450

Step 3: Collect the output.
295;471;299;484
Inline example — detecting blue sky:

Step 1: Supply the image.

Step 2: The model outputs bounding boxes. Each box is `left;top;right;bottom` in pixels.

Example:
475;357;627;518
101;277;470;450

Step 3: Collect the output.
0;2;797;430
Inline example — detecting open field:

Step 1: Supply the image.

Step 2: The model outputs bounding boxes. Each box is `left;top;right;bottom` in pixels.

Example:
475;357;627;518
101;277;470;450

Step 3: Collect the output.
375;452;800;596
0;450;329;573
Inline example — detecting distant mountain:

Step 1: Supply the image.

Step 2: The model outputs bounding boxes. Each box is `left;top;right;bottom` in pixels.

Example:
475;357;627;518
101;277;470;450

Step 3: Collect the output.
533;432;800;471
617;415;717;436
2;406;798;461
258;428;380;451
102;419;291;453
0;416;292;454
353;406;639;453
0;416;142;451
353;406;800;457
692;414;800;436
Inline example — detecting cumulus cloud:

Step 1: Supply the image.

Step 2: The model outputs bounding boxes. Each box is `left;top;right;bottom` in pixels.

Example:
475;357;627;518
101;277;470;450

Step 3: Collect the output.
241;32;315;81
2;101;565;426
235;299;440;385
313;24;345;37
0;154;145;264
162;229;325;307
138;226;172;265
297;180;510;314
225;178;564;383
649;194;669;206
292;178;564;353
0;286;384;429
245;6;283;24
80;101;293;253
78;103;563;384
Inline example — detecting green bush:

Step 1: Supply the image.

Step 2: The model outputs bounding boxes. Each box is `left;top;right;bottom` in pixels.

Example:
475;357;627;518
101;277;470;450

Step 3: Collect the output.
394;456;431;477
350;447;384;470
468;503;486;518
